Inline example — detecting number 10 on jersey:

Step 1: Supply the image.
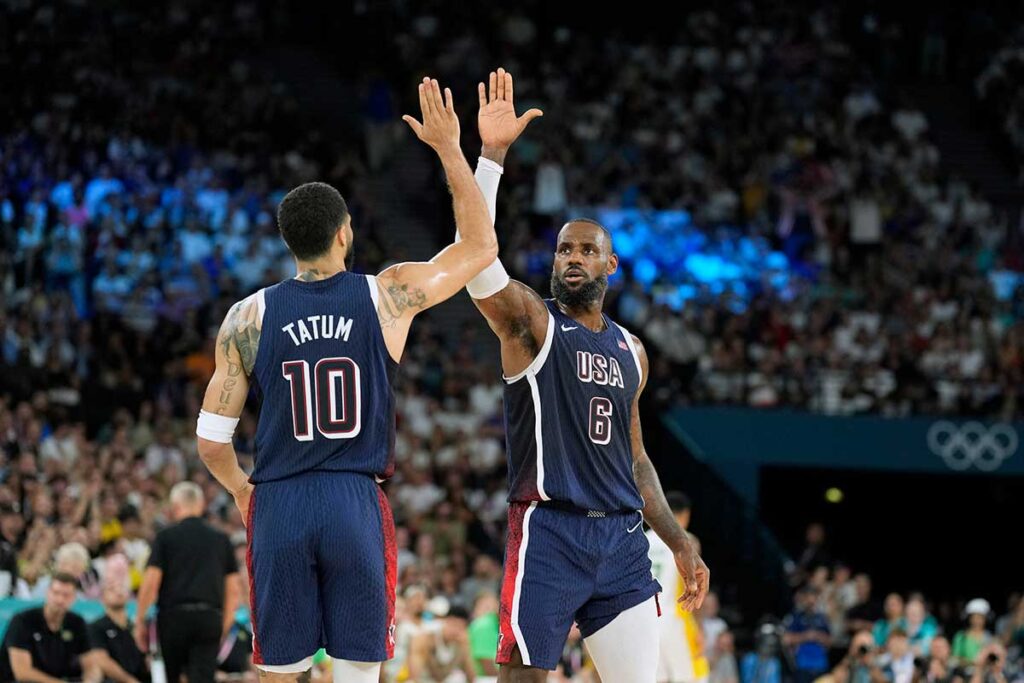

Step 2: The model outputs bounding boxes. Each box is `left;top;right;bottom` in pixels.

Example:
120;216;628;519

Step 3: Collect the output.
282;358;362;440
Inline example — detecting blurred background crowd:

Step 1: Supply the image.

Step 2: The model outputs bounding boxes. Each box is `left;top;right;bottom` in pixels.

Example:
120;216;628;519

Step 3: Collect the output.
1;0;1023;681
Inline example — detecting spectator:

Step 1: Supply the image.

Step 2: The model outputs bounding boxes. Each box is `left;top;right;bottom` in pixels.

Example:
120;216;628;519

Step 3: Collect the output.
998;597;1024;654
874;594;906;648
847;575;882;637
0;502;22;597
953;599;997;666
901;598;939;657
819;630;884;683
467;591;500;681
925;636;956;683
89;557;148;683
784;585;833;683
710;631;740;683
0;572;102;683
458;555;502;609
408;603;476;682
791;524;831;587
877;630;915;683
700;591;730;659
22;541;96;600
741;622;784;683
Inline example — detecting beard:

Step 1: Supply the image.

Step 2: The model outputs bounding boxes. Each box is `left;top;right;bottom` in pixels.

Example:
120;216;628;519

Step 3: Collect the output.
550;270;607;309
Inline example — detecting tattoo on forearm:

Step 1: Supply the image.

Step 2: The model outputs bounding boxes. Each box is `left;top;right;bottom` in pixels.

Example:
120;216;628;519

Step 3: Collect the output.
634;454;688;548
377;281;428;328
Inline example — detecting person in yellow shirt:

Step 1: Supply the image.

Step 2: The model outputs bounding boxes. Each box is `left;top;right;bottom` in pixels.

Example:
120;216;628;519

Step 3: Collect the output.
647;492;710;683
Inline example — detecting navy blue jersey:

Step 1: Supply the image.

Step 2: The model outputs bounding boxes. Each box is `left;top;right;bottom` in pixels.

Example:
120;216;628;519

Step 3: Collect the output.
250;271;397;483
503;300;645;512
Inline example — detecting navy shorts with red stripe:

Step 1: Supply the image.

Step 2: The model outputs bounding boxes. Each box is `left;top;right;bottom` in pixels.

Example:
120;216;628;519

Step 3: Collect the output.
496;501;661;670
246;470;396;665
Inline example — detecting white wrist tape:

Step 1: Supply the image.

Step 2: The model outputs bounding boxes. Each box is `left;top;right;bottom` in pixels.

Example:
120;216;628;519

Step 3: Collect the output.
196;409;239;444
466;259;511;299
461;156;510;299
474;156;504;220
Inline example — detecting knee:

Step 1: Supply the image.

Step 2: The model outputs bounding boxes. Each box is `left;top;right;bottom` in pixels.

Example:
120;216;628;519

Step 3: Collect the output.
254;657;314;683
498;647;548;683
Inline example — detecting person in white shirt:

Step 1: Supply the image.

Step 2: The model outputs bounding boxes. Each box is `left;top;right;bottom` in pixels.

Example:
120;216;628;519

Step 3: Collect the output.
648;492;710;683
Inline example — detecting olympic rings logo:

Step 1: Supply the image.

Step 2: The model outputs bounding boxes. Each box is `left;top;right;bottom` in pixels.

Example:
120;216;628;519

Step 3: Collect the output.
926;421;1018;472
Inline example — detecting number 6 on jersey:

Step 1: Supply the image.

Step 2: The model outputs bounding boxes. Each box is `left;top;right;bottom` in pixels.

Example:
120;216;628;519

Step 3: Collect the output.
282;357;362;441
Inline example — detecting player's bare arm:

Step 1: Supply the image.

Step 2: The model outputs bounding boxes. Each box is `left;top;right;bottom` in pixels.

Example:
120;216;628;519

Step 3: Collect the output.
469;67;548;378
196;293;261;522
630;336;710;611
372;77;498;361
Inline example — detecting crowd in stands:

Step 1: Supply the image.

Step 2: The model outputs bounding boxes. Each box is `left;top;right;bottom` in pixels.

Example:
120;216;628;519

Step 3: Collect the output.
1;0;1023;681
377;3;1024;419
777;524;1024;683
976;28;1024;186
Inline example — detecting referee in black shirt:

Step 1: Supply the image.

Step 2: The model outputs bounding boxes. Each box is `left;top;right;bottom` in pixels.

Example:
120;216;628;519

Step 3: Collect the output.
134;482;240;683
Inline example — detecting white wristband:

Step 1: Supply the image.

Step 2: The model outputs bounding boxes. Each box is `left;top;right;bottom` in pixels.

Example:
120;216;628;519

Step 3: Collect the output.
474;156;503;224
462;156;509;299
466;258;511;299
196;409;239;444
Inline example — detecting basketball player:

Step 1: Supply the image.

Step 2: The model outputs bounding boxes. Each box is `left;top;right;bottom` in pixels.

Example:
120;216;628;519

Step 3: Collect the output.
464;68;710;682
647;492;710;683
194;76;533;683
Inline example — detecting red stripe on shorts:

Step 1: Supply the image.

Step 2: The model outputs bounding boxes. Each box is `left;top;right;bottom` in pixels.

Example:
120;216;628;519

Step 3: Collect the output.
377;486;398;659
245;488;262;665
496;502;529;664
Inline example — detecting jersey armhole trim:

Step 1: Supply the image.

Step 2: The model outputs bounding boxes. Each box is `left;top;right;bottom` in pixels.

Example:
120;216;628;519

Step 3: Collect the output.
503;310;555;384
615;322;643;382
255;287;267;322
365;275;380;309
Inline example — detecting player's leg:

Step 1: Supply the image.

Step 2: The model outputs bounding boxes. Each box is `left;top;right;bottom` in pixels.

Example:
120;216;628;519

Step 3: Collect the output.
495;503;590;676
331;658;381;683
248;479;324;678
583;596;661;682
577;511;663;683
318;472;394;671
497;645;547;682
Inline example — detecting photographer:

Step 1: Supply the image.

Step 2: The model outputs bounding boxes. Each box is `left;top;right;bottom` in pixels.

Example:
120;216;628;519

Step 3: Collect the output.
965;643;1011;683
922;636;956;683
823;630;887;683
741;621;784;683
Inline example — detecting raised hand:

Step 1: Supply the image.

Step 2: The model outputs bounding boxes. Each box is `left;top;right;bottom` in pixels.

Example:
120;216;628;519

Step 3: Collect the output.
478;67;543;152
402;77;462;156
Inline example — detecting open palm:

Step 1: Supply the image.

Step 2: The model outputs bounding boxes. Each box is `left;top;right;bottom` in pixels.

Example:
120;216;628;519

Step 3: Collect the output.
478;67;543;150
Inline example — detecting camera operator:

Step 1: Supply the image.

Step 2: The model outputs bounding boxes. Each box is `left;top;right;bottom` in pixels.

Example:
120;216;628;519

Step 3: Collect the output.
964;643;1011;683
824;630;887;683
921;636;955;683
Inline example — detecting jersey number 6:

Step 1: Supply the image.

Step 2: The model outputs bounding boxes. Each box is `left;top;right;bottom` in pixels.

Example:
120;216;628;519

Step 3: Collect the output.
282;358;362;441
589;397;613;445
